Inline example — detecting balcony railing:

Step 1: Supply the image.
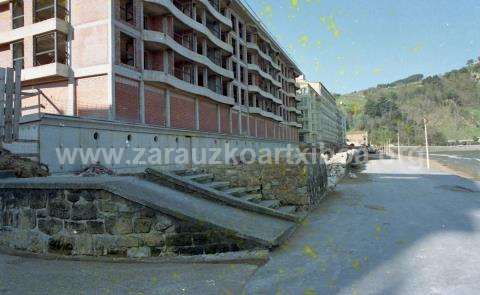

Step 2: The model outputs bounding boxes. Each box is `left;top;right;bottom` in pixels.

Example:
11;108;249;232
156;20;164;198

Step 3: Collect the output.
34;1;70;23
173;33;194;51
172;0;194;18
173;67;195;84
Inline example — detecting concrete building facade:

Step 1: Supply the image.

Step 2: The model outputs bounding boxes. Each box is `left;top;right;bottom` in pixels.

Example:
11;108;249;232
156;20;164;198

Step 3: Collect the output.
297;77;345;151
0;0;302;172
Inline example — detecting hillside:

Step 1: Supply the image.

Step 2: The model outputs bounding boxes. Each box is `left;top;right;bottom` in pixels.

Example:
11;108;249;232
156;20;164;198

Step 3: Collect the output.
337;61;480;145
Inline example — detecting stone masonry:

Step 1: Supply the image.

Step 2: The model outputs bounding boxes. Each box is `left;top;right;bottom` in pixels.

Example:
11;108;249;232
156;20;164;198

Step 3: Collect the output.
0;189;253;257
202;157;328;210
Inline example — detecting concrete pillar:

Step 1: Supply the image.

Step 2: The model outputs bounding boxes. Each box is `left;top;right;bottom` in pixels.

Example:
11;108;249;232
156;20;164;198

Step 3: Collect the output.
194;97;200;130
163;50;170;74
216;104;221;132
192;65;198;85
203;68;208;87
202;39;207;56
139;81;145;124
165;89;171;127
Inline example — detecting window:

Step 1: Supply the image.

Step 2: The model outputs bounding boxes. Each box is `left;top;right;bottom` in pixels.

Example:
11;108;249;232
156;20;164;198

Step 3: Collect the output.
12;0;24;29
12;41;24;68
120;0;134;25
34;0;69;23
120;32;135;67
34;32;67;66
238;22;244;39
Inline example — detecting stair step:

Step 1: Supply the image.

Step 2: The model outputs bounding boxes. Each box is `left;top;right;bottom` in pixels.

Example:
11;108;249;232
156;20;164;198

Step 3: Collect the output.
277;206;297;214
0;170;16;179
224;187;248;195
207;181;231;189
186;173;214;181
240;194;263;202
258;200;280;209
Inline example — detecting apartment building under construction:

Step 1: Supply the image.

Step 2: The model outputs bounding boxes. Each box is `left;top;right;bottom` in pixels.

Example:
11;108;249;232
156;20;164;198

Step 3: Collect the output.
0;0;302;172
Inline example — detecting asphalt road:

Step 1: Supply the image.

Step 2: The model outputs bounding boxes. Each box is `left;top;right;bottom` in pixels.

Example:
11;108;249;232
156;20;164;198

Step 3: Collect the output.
1;158;480;294
245;158;480;294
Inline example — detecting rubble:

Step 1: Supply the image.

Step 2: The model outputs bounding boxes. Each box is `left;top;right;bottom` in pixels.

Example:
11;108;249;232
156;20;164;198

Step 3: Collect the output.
77;164;115;177
326;150;358;191
0;148;49;178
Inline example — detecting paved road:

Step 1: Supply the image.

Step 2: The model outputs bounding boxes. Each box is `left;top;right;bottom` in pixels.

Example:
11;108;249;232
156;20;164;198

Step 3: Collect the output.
245;158;480;294
2;158;480;294
0;254;257;294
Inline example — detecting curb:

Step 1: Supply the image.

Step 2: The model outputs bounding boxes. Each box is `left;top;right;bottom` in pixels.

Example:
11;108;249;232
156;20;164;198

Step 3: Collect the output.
0;246;270;266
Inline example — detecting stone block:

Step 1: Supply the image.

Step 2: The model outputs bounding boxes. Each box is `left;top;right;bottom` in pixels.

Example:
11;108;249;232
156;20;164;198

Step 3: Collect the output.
153;215;174;232
127;246;151;258
30;193;47;209
71;202;97;221
65;221;86;234
165;233;193;247
36;208;48;219
86;221;105;234
106;213;133;235
48;200;71;219
97;199;116;213
117;236;140;248
143;234;165;247
133;218;152;233
19;208;36;230
73;235;93;255
38;218;63;236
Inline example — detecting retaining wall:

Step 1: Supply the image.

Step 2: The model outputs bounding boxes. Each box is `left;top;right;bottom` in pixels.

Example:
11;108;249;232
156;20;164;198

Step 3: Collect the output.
0;188;252;257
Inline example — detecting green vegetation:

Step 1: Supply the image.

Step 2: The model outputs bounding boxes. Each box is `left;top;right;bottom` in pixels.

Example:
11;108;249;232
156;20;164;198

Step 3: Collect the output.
338;60;480;145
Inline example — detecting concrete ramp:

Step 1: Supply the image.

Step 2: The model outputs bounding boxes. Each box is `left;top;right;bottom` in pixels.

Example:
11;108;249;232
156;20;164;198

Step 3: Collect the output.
0;176;297;247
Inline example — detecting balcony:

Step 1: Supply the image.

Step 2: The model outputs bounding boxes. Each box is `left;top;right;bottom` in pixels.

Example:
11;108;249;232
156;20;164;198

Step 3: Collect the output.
145;0;232;53
34;0;69;23
247;63;281;87
249;107;283;122
144;69;233;105
143;30;233;79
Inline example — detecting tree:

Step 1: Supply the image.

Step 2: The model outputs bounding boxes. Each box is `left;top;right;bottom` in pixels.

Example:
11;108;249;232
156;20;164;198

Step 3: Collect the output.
467;59;475;66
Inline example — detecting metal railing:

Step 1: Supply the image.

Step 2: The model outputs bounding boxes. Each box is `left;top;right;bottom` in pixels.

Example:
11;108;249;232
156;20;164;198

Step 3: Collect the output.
173;32;194;51
173;67;195;84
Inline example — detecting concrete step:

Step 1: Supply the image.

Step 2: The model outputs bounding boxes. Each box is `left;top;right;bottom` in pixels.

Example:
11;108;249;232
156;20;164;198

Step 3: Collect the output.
223;186;261;196
277;206;297;214
0;170;16;179
207;181;231;189
240;194;263;202
186;173;214;182
145;168;302;223
258;200;281;209
0;176;299;248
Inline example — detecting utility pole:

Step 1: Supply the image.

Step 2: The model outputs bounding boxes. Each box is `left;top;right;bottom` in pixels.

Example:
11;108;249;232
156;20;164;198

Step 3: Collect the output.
397;132;401;160
423;118;430;169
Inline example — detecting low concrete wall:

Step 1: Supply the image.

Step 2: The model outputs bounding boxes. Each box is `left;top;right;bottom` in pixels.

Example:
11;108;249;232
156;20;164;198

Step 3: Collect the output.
17;114;299;173
202;157;328;210
0;189;253;257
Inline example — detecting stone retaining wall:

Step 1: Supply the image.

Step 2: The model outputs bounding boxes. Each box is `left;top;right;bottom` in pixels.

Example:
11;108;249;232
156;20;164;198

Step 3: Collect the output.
202;157;328;210
0;189;252;257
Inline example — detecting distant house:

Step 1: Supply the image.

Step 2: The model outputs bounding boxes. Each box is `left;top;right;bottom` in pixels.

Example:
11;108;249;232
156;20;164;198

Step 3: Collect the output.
347;131;369;147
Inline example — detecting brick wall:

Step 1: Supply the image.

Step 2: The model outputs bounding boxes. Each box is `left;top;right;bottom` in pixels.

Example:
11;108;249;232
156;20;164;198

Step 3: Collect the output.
257;118;265;138
198;98;218;133
76;75;109;119
231;111;239;135
241;114;248;135
145;86;166;127
266;119;274;139
170;93;195;130
115;76;140;123
0;44;11;68
219;104;230;134
249;116;256;137
72;24;109;68
27;81;69;115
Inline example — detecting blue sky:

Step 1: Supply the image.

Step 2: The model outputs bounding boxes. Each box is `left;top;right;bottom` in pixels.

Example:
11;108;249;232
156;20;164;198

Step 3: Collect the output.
243;0;480;94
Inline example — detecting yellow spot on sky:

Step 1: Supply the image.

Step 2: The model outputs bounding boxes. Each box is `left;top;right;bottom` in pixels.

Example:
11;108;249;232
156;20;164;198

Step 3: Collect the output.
304;289;317;295
352;259;361;270
315;40;322;48
299;35;309;47
373;68;383;75
321;16;342;39
410;43;424;54
260;4;273;18
291;0;299;9
303;245;318;258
